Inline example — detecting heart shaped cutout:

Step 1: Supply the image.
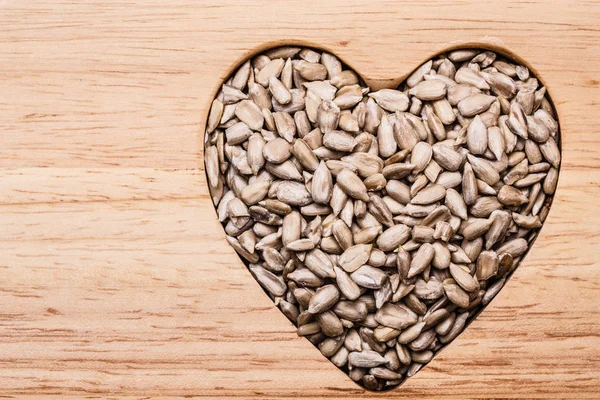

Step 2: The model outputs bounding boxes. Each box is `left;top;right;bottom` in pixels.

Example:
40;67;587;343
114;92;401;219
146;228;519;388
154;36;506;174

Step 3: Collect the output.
203;44;560;391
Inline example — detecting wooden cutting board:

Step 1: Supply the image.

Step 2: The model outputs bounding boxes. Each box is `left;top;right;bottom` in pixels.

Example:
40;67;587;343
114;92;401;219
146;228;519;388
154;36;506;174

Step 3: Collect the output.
1;1;599;398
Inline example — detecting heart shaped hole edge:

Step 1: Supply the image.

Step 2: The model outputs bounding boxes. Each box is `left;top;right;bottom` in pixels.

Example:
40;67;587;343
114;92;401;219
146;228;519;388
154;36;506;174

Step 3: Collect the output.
202;42;561;392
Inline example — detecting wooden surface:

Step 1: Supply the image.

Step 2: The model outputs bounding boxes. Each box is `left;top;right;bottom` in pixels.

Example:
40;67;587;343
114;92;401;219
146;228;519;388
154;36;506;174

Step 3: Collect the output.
1;1;600;398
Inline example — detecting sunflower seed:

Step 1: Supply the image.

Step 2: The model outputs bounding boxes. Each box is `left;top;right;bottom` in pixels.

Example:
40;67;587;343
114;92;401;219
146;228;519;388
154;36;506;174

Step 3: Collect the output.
369;89;409;112
455;67;490;89
349;351;388;368
544;167;559;195
445;188;468;220
470;196;503;218
272;111;297;142
338;244;372;273
497;185;529;206
277;181;312;206
375;303;418;330
294;60;327;81
376;224;411;252
512;212;542;229
462;218;493;240
466;115;488;155
411;184;446;205
337;169;370;201
317;310;344;337
467;154;500;185
310;160;333;204
256;58;285;86
323;130;355;152
409;329;436;351
351;265;388;289
263;137;291;164
539;137;561;168
432;145;463;172
308;285;340;314
407;60;433;87
409;80;447;101
476;250;499;280
249;264;286;296
408;243;435;278
443;282;470;308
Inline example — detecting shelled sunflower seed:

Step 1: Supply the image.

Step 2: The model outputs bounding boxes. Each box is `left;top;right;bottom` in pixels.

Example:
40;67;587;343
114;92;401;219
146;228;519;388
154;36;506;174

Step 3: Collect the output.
205;46;560;391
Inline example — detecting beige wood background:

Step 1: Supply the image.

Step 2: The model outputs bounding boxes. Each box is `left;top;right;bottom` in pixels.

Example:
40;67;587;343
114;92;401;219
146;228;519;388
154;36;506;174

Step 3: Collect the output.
1;1;600;398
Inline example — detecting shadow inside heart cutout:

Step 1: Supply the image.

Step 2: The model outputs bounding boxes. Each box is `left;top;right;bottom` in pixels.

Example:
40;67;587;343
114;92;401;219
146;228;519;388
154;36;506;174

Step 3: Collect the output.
203;44;561;391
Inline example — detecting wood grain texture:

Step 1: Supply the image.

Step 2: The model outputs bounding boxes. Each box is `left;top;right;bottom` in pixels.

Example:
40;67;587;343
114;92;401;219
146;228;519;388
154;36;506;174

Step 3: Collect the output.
1;0;599;398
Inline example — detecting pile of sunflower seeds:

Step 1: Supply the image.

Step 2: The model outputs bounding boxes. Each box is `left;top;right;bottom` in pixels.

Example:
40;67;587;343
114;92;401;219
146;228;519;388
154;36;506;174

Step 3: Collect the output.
205;46;559;391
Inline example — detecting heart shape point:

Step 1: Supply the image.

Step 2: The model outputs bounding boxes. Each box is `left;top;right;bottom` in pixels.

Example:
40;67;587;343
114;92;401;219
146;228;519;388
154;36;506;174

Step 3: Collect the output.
204;44;560;391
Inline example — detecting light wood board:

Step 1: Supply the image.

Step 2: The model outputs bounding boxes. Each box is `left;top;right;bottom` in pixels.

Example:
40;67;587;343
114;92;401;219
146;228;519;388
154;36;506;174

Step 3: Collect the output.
1;1;600;398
